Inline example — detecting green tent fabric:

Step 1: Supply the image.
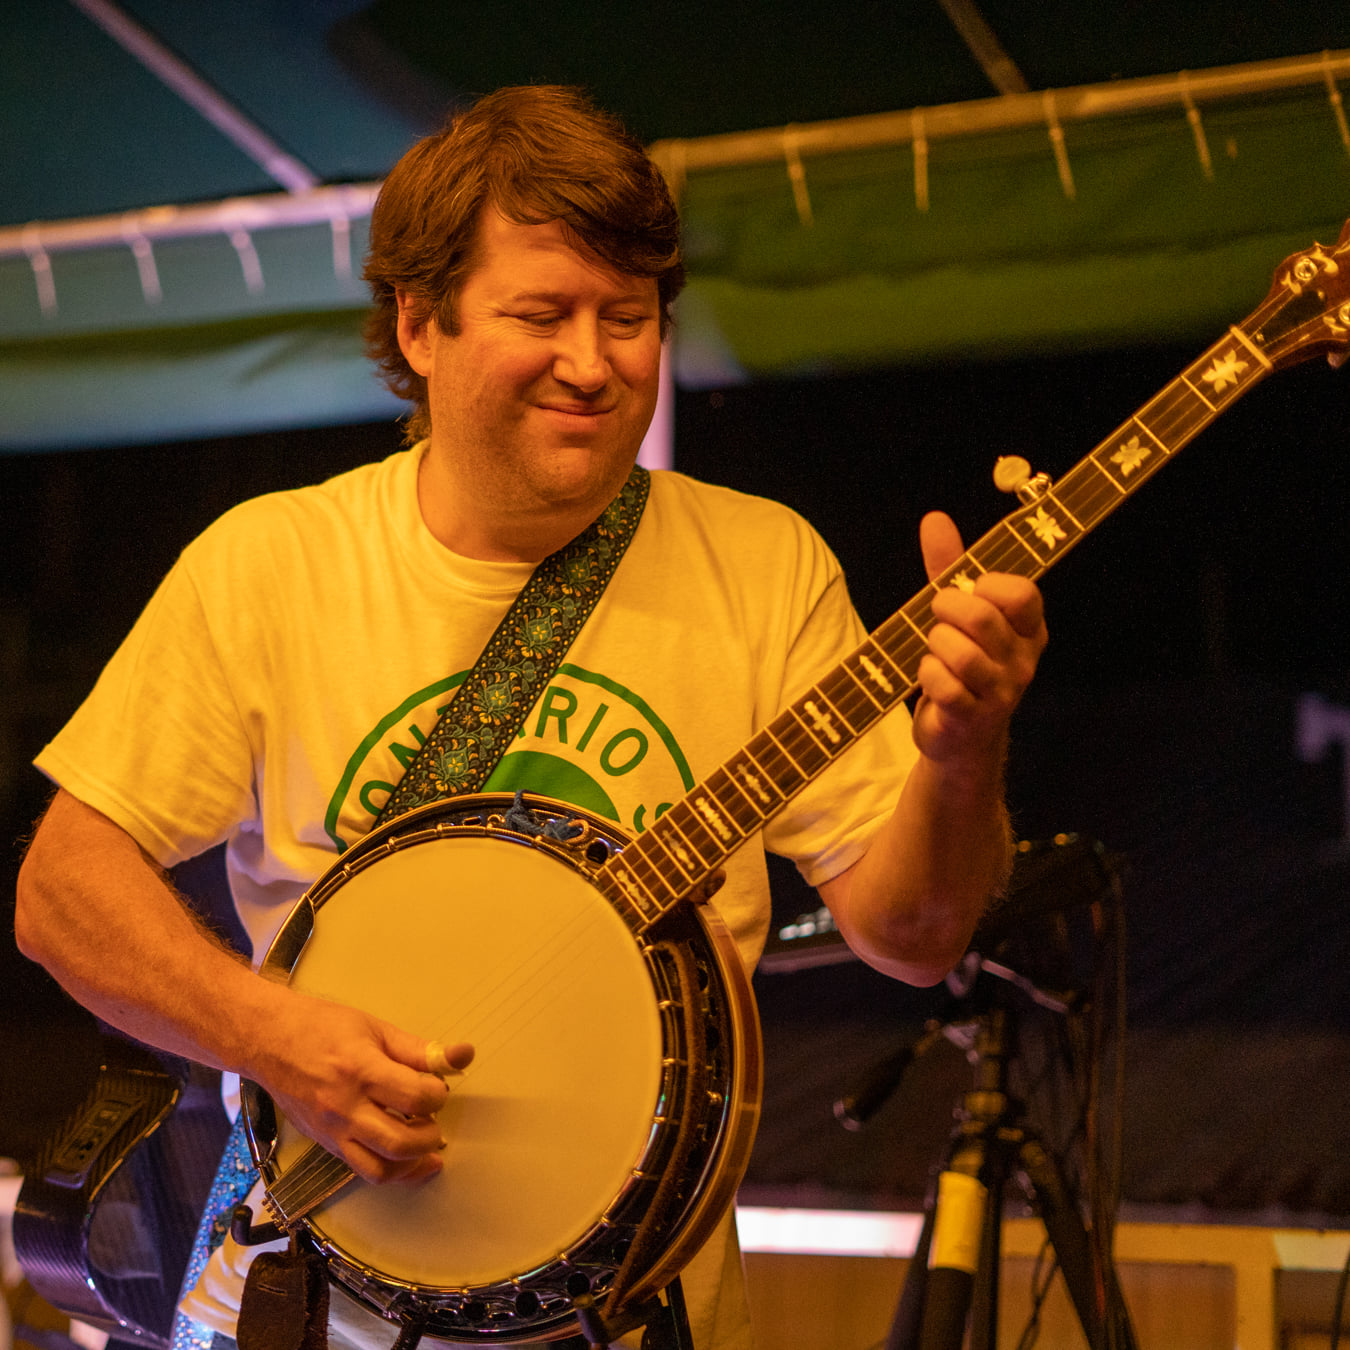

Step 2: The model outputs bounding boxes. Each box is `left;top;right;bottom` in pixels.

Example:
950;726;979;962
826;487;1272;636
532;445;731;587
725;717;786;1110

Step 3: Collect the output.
0;311;402;450
673;89;1350;381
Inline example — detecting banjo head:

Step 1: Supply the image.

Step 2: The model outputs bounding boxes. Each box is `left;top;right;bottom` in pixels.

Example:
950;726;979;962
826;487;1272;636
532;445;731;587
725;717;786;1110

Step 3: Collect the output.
246;795;760;1343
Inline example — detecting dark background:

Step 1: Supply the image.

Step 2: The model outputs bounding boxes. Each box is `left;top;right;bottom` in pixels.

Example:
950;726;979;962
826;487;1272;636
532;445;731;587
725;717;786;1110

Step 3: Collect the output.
3;332;1348;1220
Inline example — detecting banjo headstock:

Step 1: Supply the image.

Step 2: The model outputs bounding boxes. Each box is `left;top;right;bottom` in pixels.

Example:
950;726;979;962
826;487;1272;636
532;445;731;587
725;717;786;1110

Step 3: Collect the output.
1248;218;1350;371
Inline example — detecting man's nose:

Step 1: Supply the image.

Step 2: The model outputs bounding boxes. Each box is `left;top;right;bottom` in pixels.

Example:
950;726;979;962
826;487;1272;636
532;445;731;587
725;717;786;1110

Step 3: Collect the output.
552;321;608;391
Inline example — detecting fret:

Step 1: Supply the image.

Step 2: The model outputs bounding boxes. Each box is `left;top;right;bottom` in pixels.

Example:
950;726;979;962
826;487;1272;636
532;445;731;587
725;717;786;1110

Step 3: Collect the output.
769;710;830;775
967;528;1020;578
779;703;840;766
868;630;925;698
1190;341;1263;407
726;747;782;812
706;765;766;832
846;643;915;708
901;590;937;641
598;873;648;933
835;656;892;715
655;809;712;875
1139;384;1209;449
640;819;698;886
1044;487;1085;533
841;650;891;709
620;839;676;907
602;860;661;923
1091;419;1161;494
800;694;846;748
1228;323;1274;371
1133;413;1170;454
939;554;987;594
817;665;872;735
862;633;908;687
998;515;1053;572
1084;453;1126;497
898;608;927;642
756;727;809;796
1180;374;1217;413
689;789;740;846
1052;457;1130;533
660;800;723;869
823;683;871;736
631;828;702;900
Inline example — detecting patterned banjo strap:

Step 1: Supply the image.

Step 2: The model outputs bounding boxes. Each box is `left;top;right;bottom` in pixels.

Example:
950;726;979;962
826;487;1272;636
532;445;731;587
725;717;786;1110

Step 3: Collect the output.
372;464;651;828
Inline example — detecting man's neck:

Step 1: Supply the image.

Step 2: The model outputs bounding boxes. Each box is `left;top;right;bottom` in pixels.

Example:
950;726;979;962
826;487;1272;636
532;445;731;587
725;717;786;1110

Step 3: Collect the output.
416;447;622;564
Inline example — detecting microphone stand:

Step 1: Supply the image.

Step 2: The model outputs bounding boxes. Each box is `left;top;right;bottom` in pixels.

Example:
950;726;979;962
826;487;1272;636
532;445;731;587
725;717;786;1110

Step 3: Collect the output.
835;954;1137;1350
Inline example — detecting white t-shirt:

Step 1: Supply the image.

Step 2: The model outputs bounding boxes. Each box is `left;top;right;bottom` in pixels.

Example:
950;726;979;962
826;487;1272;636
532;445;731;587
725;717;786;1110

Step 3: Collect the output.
37;445;921;1348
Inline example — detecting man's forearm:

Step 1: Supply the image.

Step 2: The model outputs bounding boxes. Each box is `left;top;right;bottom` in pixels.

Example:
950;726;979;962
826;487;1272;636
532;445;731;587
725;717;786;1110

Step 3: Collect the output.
15;788;279;1071
17;789;462;1184
818;743;1013;986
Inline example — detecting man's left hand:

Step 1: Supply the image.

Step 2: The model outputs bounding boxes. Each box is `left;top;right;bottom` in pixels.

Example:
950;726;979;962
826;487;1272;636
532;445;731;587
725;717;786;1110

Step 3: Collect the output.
911;509;1047;769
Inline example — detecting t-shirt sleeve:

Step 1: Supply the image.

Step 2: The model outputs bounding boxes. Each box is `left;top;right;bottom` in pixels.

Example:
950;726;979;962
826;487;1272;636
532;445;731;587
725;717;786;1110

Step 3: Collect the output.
34;555;259;868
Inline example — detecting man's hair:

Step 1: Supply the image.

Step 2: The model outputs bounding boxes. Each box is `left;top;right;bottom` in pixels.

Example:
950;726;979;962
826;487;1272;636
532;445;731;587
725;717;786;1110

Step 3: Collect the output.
364;85;685;444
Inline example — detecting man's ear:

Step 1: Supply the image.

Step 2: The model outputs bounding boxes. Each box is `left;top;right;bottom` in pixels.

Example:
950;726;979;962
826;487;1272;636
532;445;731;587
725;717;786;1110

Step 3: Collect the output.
395;289;435;378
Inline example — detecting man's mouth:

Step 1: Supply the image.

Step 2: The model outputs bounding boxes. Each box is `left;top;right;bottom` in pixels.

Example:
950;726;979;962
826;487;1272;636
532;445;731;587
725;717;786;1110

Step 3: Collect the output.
537;402;614;417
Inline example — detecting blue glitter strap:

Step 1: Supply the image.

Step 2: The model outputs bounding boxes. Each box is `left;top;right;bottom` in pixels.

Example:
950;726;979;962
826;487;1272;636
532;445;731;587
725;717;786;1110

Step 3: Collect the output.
170;1114;258;1350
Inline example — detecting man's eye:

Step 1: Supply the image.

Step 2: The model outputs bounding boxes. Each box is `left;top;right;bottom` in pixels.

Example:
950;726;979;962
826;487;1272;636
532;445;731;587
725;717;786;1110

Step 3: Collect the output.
518;313;559;328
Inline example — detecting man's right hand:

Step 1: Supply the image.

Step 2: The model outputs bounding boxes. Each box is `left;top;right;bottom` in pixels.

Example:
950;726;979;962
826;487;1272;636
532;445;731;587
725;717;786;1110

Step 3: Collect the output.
17;789;473;1187
248;990;475;1185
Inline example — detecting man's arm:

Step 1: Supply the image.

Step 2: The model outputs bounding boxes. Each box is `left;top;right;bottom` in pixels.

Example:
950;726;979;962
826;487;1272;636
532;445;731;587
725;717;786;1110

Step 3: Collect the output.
16;789;469;1184
818;510;1047;985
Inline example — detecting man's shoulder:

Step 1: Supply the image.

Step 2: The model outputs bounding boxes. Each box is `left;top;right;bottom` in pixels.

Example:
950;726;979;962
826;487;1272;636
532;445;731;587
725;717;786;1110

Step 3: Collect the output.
186;449;413;563
649;469;821;535
647;470;840;568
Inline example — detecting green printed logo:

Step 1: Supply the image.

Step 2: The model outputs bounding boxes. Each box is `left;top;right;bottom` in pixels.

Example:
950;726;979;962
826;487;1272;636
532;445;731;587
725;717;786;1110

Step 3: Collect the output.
324;665;693;852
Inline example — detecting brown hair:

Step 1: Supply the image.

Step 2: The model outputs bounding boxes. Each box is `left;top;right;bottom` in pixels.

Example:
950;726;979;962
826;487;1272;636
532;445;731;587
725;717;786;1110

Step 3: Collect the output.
363;85;685;444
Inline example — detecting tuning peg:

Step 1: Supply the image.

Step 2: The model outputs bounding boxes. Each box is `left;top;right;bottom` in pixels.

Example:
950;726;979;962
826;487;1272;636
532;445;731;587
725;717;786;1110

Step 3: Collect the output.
993;456;1032;494
993;456;1052;504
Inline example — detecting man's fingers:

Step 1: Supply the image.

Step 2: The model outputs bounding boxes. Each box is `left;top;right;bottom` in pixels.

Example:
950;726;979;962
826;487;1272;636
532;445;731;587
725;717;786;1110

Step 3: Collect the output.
972;574;1046;642
373;1021;473;1110
925;626;1003;700
920;515;1046;647
917;651;978;710
355;1100;446;1160
343;1135;444;1186
426;1039;475;1075
919;511;965;583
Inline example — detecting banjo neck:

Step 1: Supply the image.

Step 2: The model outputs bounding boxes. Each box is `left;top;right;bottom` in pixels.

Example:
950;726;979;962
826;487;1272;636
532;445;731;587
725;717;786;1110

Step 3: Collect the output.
596;221;1350;935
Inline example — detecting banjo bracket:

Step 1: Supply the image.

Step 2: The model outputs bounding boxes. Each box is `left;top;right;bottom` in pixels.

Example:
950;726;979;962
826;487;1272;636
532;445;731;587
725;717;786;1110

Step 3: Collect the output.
573;1276;694;1350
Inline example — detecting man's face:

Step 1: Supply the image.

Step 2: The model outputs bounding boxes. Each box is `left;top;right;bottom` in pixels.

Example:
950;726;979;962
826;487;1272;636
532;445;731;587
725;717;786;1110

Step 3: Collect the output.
398;209;662;544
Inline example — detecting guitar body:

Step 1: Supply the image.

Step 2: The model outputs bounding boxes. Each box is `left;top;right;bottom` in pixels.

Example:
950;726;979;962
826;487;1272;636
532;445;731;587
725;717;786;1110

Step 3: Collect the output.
244;793;763;1343
13;1040;232;1347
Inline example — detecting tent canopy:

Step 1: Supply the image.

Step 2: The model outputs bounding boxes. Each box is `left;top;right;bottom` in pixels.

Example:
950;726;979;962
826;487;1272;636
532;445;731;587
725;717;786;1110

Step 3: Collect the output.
2;0;1349;449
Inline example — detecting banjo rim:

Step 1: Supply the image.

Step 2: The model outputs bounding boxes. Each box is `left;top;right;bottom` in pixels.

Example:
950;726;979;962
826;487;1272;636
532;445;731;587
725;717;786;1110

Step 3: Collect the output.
243;792;763;1342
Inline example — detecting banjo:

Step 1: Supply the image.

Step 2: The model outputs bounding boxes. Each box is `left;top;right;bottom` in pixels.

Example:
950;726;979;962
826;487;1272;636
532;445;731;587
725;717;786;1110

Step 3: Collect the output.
242;221;1350;1343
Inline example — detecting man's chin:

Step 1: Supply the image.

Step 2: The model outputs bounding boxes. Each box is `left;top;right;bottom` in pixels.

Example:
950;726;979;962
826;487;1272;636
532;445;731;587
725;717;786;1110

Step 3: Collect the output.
520;447;637;511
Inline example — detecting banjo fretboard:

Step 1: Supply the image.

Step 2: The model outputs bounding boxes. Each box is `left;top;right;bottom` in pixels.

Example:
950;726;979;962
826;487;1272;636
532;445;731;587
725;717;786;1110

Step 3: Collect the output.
598;227;1350;933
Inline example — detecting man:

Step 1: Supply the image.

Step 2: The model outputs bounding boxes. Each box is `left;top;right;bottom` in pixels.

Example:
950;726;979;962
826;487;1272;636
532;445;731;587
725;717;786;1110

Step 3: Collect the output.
16;86;1045;1349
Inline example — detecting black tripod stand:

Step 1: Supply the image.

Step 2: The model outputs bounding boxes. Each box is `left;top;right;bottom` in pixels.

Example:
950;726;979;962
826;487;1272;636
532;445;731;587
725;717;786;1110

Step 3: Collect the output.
881;996;1136;1350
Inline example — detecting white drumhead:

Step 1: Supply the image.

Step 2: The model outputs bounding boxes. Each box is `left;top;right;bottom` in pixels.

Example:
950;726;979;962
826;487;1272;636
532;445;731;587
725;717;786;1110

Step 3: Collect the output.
275;832;664;1289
